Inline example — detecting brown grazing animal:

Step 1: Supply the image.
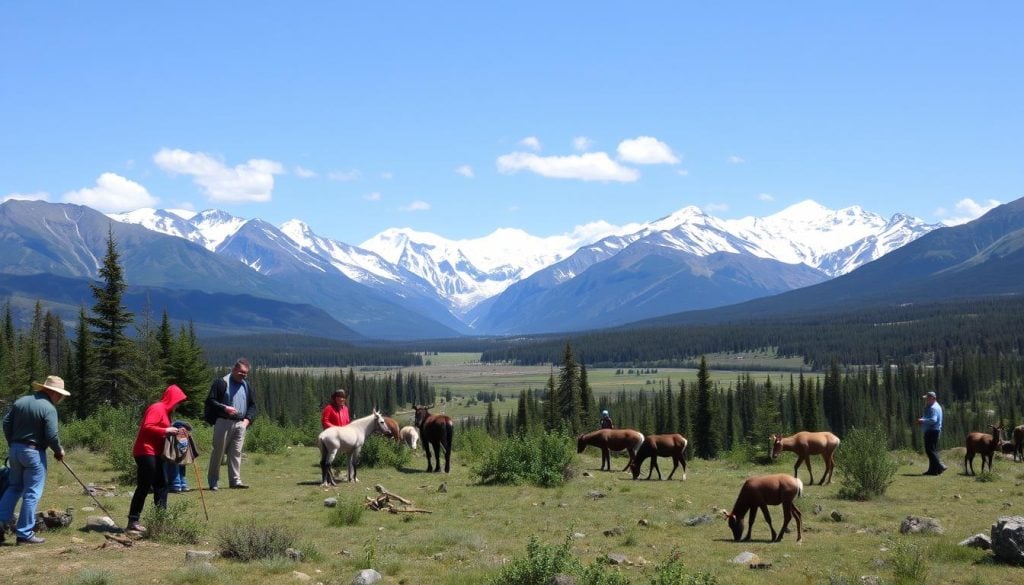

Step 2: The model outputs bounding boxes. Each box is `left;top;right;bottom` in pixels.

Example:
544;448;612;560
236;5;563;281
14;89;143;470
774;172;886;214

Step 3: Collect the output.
771;431;841;485
964;425;1003;475
1013;425;1024;462
629;433;688;480
383;416;402;443
576;429;645;472
724;473;803;543
414;405;454;473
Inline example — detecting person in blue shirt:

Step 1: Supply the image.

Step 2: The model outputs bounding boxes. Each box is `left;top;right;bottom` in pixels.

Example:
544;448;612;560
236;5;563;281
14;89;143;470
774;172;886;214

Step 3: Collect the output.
916;391;946;475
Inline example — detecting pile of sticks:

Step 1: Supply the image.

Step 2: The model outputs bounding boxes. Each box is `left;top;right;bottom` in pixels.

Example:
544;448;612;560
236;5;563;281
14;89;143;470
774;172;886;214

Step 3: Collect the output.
365;484;432;514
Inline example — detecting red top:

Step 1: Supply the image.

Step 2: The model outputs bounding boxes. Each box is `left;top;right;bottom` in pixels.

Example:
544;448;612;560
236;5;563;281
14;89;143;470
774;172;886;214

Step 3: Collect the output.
321;404;351;429
132;384;187;456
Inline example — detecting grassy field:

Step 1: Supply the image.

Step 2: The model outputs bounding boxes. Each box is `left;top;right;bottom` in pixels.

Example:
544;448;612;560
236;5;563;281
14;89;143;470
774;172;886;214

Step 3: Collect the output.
4;442;1024;585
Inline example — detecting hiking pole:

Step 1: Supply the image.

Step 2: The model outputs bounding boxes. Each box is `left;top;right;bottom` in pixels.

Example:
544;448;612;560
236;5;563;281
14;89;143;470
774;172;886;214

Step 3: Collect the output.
191;460;209;521
60;458;119;528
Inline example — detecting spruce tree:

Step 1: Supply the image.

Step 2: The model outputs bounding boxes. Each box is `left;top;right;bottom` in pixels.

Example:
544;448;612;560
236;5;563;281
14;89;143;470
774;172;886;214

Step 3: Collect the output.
557;343;582;434
693;356;720;459
88;229;137;407
70;306;100;419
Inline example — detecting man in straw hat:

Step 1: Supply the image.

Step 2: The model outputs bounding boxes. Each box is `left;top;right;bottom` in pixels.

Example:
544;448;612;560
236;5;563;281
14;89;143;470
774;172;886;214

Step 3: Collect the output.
0;375;69;545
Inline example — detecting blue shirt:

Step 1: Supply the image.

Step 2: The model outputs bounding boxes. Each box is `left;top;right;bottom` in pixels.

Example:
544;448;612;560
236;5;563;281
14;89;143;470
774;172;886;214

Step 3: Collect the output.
920;401;943;432
228;378;248;416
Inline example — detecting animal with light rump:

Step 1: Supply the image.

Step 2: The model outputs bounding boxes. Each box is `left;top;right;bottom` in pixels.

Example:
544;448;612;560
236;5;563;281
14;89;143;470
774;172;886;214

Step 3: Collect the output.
414;405;454;473
400;425;420;450
770;431;841;485
629;433;688;480
576;428;645;472
724;473;803;543
316;409;392;486
964;424;1003;475
383;416;402;444
1013;425;1024;462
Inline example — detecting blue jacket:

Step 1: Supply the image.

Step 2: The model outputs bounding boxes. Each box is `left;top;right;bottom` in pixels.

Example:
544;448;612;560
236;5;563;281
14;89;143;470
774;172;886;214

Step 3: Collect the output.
920;402;943;432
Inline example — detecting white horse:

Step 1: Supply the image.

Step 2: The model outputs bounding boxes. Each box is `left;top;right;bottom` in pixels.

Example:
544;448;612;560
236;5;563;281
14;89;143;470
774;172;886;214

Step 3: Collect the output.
317;409;392;486
400;425;420;450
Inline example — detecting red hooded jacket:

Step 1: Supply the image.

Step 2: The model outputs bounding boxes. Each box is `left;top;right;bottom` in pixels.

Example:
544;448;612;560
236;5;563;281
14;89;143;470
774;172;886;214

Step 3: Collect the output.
132;384;187;456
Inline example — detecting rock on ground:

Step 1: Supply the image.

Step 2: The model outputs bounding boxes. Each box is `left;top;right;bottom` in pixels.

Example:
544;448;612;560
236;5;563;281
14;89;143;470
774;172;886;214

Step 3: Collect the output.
990;516;1024;565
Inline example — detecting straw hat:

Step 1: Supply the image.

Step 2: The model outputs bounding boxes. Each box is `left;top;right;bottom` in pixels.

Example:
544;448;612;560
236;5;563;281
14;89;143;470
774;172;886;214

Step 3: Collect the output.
32;375;70;396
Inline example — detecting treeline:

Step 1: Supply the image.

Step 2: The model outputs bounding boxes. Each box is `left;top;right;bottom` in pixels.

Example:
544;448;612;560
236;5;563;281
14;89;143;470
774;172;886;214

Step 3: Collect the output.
465;345;1024;459
479;297;1024;370
203;334;423;368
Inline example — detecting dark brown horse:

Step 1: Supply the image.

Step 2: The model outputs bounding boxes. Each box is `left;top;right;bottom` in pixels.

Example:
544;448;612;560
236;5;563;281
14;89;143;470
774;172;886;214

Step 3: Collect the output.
724;473;803;543
965;424;1002;475
576;429;645;472
414;405;453;473
629;433;688;480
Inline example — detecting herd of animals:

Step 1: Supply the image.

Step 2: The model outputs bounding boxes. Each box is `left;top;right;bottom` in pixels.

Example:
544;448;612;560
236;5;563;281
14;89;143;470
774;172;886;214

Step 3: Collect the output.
314;406;1024;543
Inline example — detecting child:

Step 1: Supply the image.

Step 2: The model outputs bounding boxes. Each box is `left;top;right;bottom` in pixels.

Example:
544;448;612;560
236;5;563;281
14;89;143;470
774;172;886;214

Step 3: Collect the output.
164;420;192;492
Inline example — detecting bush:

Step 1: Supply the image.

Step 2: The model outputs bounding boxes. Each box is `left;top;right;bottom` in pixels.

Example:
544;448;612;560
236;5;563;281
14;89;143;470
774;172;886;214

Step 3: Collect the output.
244;420;291;454
889;539;929;585
142;500;205;544
63;405;138;452
327;499;364;527
473;432;574;488
648;550;719;585
358;434;412;469
489;534;630;585
835;426;898;500
453;426;498;463
216;519;296;561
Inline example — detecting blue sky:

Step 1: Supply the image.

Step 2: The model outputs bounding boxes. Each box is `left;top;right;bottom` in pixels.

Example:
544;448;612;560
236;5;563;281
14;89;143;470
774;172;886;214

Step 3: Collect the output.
2;2;1021;243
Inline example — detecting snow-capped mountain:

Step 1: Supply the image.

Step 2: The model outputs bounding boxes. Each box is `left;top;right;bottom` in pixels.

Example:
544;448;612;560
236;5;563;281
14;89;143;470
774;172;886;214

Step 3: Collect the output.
108;200;941;334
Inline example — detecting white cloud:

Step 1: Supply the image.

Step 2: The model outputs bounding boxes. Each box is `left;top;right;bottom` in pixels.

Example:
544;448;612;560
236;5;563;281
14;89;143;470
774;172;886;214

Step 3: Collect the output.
294;166;317;178
758;192;775;202
328;169;361;182
519;136;542;151
63;173;158;212
496;151;639;182
455;165;474;178
363;192;382;201
936;197;1001;226
727;155;746;164
400;200;430;212
573;136;593;152
3;191;50;202
154;148;283;203
704;202;730;214
617;136;680;165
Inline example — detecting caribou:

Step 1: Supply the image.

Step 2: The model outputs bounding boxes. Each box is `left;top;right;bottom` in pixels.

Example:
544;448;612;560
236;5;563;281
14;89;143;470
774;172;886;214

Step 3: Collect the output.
628;433;688;480
576;428;645;472
724;473;803;543
770;431;841;485
964;424;1003;475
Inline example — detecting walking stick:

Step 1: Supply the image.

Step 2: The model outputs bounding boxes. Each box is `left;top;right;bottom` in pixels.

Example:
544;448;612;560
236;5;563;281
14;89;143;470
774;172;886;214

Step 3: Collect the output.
191;457;209;521
60;458;120;529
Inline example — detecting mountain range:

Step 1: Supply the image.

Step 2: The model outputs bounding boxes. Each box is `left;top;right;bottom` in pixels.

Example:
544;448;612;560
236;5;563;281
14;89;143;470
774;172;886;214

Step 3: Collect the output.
0;196;990;340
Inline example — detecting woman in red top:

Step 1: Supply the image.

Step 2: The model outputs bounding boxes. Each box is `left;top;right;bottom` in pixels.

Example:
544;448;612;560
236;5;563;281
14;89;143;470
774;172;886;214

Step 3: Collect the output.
321;389;351;429
127;384;187;532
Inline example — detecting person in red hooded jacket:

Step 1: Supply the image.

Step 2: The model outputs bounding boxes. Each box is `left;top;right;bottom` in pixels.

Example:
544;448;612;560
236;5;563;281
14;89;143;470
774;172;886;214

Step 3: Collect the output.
321;389;351;429
127;384;188;533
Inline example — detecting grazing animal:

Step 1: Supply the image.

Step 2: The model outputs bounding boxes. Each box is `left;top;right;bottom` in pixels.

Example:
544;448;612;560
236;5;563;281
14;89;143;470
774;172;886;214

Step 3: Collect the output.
1000;440;1016;455
771;431;841;485
414;405;454;473
316;409;391;486
576;429;645;472
964;425;1003;475
1013;425;1024;462
400;425;420;450
383;416;403;444
724;473;803;543
629;433;688;480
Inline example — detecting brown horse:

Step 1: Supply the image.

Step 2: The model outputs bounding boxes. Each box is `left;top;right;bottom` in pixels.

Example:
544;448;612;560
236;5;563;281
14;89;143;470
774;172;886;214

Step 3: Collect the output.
1013;425;1024;462
771;431;841;485
576;429;645;472
382;416;403;444
965;425;1002;475
724;473;803;543
414;405;453;473
629;433;688;480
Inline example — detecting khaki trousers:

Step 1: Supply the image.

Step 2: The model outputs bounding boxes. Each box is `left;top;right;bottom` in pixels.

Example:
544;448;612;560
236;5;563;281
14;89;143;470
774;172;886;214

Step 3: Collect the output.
208;418;247;488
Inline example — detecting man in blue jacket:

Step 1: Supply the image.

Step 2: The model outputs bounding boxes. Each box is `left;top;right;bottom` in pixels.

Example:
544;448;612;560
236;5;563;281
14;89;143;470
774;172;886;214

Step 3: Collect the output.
916;391;946;475
204;358;256;490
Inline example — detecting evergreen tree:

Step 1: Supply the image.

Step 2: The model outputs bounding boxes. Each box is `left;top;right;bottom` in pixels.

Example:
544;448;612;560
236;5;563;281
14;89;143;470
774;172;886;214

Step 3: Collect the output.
543;370;558;431
166;323;211;419
822;359;843;434
693;356;720;459
557;343;582;434
70;306;100;419
677;379;691;438
88;229;137;407
579;362;596;430
516;390;529;434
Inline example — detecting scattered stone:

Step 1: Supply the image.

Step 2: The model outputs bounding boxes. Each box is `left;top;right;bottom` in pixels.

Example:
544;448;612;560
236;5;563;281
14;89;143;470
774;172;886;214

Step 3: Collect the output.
324;498;338;508
550;575;576;585
433;553;444;561
572;532;586;539
581;471;593;478
638;519;649;527
71;537;85;544
438;483;447;493
351;569;382;585
813;504;824;515
900;516;944;535
749;562;772;570
292;571;311;582
603;527;623;537
286;547;303;561
831;510;845;522
731;552;759;565
84;516;118;532
953;494;962;500
185;550;219;562
684;514;714;527
958;534;991;550
606;553;628;565
588;491;606;499
859;576;882;585
991;516;1024;565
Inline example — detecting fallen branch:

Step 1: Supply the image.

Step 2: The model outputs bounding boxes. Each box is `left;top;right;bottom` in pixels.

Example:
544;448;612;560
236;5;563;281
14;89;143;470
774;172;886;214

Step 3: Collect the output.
374;484;413;505
100;533;134;548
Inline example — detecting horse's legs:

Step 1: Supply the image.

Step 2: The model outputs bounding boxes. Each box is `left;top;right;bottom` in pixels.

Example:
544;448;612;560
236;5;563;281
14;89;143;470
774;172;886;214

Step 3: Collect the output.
321;448;338;486
601;448;610;471
801;456;815;485
667;457;678;480
652;457;662;480
432;440;442;473
824;451;835;484
442;428;452;473
778;503;792;543
760;505;777;542
965;451;974;475
792;503;803;542
644;457;655;480
424;440;434;472
743;507;757;541
621;449;635;472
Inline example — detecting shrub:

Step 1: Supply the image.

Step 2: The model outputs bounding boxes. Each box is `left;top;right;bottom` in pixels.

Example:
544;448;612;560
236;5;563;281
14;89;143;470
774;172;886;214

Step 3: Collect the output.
142;500;204;544
473;432;574;488
974;471;998;483
244;420;291;454
358;434;412;469
454;426;498;462
835;426;898;500
63;405;138;452
69;570;116;585
488;534;580;585
327;499;364;527
167;563;220;585
889;539;929;585
648;550;718;585
216;519;296;561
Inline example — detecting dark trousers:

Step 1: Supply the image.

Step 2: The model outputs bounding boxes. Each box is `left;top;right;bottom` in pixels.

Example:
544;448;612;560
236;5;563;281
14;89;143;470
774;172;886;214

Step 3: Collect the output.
924;429;943;473
129;455;168;522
